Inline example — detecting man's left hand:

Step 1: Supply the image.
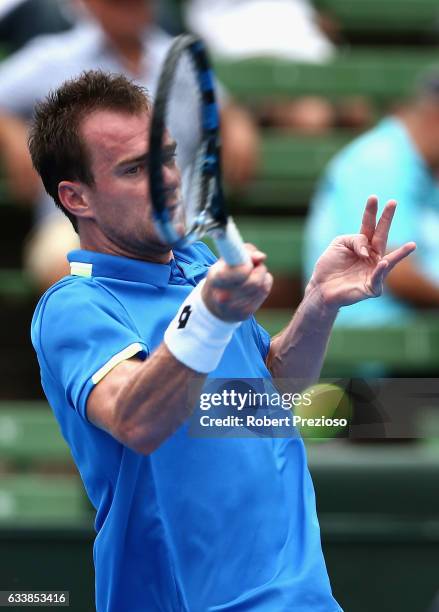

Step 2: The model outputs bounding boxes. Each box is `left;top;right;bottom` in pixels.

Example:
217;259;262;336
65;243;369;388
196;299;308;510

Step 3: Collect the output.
307;195;416;310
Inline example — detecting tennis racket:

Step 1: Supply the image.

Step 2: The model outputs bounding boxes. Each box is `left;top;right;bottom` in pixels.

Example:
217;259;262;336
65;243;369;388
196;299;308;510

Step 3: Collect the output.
149;34;250;266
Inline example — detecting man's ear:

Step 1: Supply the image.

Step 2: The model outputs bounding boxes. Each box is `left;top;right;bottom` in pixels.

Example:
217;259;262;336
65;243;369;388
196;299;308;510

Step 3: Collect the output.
58;180;94;220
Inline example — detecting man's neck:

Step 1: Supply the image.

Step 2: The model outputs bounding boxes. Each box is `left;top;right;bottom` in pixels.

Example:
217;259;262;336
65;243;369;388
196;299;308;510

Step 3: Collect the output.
78;229;173;265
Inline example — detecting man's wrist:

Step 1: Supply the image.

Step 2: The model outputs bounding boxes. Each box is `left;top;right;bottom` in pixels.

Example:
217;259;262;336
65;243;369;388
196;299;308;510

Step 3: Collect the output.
164;280;241;373
303;279;340;326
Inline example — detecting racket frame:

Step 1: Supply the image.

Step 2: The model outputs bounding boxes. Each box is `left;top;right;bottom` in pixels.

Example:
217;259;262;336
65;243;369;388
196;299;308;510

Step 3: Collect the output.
149;34;249;265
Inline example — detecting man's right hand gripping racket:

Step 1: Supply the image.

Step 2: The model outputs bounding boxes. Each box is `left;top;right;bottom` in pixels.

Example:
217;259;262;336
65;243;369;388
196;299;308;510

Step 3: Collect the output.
148;34;250;266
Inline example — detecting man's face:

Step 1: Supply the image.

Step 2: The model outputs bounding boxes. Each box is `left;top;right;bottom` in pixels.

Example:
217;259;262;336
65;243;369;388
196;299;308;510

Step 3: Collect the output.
79;108;181;260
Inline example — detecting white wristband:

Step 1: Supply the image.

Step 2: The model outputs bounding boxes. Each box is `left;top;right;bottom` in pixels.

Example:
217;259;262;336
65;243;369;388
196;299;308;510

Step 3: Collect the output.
164;280;241;373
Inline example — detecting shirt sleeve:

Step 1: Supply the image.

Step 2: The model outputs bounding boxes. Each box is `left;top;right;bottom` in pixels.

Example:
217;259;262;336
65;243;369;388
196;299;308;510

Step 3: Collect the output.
32;280;149;421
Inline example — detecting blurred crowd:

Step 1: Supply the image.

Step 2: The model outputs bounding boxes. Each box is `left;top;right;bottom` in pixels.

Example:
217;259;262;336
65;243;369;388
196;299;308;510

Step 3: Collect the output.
1;7;439;607
305;73;439;328
0;0;439;335
0;0;259;290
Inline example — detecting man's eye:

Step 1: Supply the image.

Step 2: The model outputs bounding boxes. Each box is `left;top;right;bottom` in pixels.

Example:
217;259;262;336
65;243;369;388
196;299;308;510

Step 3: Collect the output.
126;165;141;175
162;152;177;167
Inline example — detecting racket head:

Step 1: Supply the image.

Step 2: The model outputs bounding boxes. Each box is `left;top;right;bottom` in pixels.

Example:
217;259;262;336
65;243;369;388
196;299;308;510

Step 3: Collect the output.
148;34;228;250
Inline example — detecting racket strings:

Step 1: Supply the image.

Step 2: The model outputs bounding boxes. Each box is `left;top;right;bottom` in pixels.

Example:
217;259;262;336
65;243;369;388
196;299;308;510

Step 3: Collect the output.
150;35;230;249
165;49;206;239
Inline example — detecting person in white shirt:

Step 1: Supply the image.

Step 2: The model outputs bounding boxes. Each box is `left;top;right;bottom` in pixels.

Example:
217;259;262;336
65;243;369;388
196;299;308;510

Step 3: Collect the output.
184;0;371;133
185;0;335;62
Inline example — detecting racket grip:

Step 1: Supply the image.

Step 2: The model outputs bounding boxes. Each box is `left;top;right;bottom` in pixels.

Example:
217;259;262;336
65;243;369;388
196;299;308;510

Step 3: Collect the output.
214;218;251;266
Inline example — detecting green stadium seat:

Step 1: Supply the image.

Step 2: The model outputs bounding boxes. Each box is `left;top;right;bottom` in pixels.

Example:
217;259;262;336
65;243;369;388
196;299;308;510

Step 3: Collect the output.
315;0;439;36
0;475;88;526
214;49;439;104
0;402;70;463
229;132;350;209
308;441;439;515
308;441;439;612
0;402;90;526
206;216;303;273
257;309;439;371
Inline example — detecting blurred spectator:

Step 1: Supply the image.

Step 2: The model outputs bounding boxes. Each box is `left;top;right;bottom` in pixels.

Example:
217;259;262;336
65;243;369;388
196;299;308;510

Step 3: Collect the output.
185;0;335;62
304;72;439;326
184;0;371;133
0;0;259;291
0;0;73;53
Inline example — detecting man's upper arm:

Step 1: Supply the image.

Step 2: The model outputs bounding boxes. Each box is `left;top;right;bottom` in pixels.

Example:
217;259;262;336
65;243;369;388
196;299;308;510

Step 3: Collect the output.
32;282;149;421
87;358;144;437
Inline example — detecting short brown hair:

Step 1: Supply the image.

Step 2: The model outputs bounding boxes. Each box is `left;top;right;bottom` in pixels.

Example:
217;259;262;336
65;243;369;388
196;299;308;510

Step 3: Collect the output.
28;70;150;231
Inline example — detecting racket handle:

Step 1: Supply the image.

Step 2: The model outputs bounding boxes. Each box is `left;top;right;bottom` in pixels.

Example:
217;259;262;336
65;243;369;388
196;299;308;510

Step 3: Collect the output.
214;218;251;266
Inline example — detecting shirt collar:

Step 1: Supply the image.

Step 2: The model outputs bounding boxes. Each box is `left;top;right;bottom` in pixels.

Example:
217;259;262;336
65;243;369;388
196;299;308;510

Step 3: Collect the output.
67;249;172;287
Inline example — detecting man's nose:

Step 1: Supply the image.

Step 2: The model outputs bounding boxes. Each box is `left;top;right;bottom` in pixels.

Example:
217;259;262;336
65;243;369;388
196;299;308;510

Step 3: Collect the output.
162;161;181;189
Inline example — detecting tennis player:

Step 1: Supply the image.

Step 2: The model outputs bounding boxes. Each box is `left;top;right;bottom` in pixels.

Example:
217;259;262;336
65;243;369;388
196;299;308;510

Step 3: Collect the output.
29;71;415;611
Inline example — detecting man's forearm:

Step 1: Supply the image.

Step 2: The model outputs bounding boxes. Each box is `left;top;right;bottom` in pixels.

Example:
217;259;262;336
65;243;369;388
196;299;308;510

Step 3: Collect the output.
88;343;206;455
266;283;338;387
88;254;269;455
113;344;206;454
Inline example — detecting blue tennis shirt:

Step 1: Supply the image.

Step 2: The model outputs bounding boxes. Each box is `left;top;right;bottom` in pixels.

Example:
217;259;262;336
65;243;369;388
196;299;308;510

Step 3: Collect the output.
31;242;341;612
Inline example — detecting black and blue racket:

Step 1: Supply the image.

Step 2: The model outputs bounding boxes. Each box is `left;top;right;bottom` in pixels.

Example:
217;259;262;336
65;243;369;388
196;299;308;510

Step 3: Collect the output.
148;34;250;266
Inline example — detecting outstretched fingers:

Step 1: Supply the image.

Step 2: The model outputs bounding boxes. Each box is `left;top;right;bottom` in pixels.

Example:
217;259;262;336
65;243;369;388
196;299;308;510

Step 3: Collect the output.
369;259;389;296
369;241;416;295
371;199;397;256
359;195;378;241
340;233;371;258
383;241;417;272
